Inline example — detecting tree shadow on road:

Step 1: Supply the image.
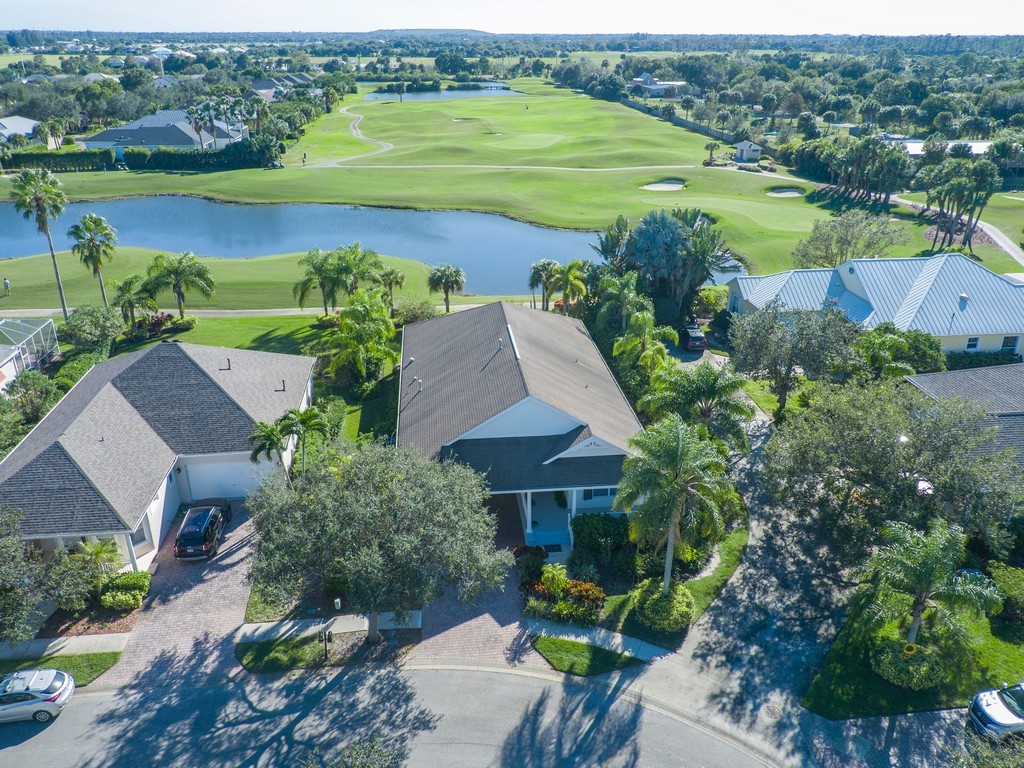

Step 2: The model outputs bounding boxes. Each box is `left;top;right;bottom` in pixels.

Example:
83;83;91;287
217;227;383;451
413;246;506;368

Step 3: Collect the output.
497;685;642;767
79;634;438;768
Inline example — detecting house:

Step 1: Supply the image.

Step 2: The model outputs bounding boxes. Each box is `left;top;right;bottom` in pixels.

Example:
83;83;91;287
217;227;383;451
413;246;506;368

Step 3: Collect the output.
153;75;177;89
0;319;60;393
396;302;643;556
0;115;39;140
733;140;762;163
907;363;1024;470
81;72;117;84
726;253;1024;354
630;73;690;97
249;73;316;103
0;342;315;571
898;140;993;158
82;109;247;159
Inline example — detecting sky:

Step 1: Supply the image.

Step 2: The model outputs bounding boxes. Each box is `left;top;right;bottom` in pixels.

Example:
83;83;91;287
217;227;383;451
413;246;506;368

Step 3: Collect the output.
4;0;1024;37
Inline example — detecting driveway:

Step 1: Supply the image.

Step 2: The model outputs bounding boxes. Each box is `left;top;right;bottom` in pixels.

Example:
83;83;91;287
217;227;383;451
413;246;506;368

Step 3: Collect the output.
94;504;254;689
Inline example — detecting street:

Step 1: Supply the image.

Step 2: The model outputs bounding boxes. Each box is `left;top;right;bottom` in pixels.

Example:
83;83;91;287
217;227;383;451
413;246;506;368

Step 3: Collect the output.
0;668;770;768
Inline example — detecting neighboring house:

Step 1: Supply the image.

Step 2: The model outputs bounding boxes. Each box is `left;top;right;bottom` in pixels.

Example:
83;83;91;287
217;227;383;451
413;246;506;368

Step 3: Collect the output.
104;57;125;69
907;363;1024;470
397;302;642;557
81;72;117;84
630;72;690;97
899;139;993;157
0;342;315;571
82;109;247;159
153;75;177;89
0;319;60;393
0;115;39;140
733;140;762;162
727;254;1024;354
249;73;316;103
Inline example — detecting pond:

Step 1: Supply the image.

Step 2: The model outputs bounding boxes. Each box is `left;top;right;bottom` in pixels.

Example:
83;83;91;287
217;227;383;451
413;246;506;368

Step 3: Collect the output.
0;196;593;295
363;83;519;101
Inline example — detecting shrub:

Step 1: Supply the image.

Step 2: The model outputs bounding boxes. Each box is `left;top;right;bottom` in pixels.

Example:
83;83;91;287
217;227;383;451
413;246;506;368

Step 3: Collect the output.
632;578;695;632
147;312;175;336
570;513;629;567
517;552;546;584
519;580;550;600
393;298;441;327
124;325;149;342
541;563;568;598
315;313;343;329
571;562;600;584
564;580;606;610
54;352;104;389
551;599;598;625
611;546;641;584
990;562;1024;621
6;147;115;172
61;136;76;146
170;315;198;331
946;351;1023;370
122;147;151;169
99;589;144;612
61;305;124;354
870;636;944;690
523;597;552;619
710;309;733;338
105;570;152;595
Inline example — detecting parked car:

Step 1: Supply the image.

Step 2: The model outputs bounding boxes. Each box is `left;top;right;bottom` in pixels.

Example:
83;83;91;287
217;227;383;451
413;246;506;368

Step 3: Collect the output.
682;325;708;351
173;503;232;560
968;682;1024;739
0;669;75;723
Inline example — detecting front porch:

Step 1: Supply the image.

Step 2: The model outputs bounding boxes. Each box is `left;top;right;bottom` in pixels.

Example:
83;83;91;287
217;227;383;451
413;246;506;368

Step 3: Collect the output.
505;487;623;563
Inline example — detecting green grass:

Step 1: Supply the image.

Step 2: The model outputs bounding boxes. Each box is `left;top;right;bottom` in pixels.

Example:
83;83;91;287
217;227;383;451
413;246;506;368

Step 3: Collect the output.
529;635;646;676
0;651;121;687
803;589;1024;720
236;637;329;672
741;379;781;416
685;528;749;621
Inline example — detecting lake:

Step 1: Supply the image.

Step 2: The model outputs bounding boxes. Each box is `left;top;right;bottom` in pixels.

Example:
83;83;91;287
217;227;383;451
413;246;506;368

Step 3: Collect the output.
0;197;595;295
363;83;519;101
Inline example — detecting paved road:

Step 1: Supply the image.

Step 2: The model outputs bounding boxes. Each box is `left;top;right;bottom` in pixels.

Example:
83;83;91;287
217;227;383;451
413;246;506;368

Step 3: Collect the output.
0;668;769;768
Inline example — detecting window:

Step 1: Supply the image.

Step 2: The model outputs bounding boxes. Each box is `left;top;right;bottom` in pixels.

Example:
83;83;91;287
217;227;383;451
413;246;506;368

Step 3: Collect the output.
583;489;593;501
130;520;149;547
1002;336;1020;353
966;337;980;351
593;488;610;498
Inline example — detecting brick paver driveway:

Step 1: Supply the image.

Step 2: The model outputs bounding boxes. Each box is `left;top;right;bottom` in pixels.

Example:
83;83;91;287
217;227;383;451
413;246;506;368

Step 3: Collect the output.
95;505;254;689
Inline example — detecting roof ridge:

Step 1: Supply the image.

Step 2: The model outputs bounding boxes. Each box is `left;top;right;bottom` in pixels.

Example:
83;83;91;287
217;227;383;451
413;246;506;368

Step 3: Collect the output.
168;343;258;425
891;256;946;329
50;442;128;530
499;302;532;399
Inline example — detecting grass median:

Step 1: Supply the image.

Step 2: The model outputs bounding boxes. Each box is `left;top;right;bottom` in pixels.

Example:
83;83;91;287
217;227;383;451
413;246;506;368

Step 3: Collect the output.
0;652;121;687
530;636;645;676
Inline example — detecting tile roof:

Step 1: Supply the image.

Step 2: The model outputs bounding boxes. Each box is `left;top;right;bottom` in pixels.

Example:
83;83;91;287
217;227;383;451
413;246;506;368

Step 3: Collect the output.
907;364;1024;415
0;342;314;539
397;303;642;459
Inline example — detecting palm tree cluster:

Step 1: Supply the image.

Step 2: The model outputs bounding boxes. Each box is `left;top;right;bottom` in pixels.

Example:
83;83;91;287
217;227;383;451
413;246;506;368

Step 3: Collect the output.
249;406;330;480
293;243;388;316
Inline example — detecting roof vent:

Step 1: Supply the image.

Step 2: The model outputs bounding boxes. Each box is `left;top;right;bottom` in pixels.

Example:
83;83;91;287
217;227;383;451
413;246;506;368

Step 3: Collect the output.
498;338;504;351
417;379;423;394
848;266;855;274
960;293;969;302
408;356;414;365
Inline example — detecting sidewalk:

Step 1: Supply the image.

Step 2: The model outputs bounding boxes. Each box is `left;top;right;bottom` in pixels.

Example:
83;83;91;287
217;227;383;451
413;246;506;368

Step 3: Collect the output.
0;633;129;660
234;610;422;644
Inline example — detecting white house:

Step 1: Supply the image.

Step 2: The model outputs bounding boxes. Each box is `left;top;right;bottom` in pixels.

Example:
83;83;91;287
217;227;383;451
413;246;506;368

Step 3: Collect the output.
733;140;762;163
0;342;315;571
727;253;1024;354
0;319;61;393
82;109;248;159
397;302;642;558
0;115;39;141
631;72;691;97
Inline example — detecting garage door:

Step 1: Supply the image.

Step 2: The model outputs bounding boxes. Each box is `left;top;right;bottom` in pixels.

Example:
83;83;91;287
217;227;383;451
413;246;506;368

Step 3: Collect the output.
185;458;264;501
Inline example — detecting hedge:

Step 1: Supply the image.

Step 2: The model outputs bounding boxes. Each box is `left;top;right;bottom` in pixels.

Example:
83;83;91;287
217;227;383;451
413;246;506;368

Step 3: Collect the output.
869;636;944;690
632;578;695;632
990;562;1024;621
128;136;278;171
6;148;115;172
945;350;1023;370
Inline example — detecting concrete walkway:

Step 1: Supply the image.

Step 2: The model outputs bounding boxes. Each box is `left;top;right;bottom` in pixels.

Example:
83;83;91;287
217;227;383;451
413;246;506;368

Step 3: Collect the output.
0;632;129;660
524;619;667;662
235;611;422;643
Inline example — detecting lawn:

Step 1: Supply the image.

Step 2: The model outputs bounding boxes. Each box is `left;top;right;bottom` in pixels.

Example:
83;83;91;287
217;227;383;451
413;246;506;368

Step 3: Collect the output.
529;635;646;676
236;631;416;673
0;652;121;687
803;589;1024;720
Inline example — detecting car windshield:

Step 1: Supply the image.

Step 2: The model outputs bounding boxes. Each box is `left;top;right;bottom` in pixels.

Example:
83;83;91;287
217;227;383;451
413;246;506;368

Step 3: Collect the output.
999;686;1024;719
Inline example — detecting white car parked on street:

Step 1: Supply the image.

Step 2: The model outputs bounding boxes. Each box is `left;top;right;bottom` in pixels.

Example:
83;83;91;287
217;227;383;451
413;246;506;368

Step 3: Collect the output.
0;669;76;723
969;682;1024;739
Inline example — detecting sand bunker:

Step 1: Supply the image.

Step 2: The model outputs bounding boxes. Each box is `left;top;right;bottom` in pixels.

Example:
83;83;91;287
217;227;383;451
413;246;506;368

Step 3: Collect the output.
766;187;805;198
641;179;686;191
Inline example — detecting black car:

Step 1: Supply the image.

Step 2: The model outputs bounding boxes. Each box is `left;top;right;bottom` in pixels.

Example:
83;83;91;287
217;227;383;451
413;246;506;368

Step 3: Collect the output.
173;504;231;560
682;325;708;351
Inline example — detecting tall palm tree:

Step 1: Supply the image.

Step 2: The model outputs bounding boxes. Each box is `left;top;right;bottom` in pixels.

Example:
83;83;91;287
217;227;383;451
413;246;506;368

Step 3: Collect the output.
427;264;466;313
612;310;679;375
641;362;754;452
278;406;329;476
614;415;731;595
109;274;157;330
865;520;1001;644
705;141;720;163
10;169;69;319
335;242;383;297
310;288;399;380
67;213;118;307
528;259;559;311
379;266;405;316
143;252;216;318
293;247;341;316
590;215;631;274
552;259;588;315
597;271;651;332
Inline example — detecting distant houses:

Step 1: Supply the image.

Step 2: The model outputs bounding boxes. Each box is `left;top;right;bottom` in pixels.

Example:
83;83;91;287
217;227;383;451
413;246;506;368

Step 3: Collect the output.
249;73;317;102
0;115;39;141
630;72;692;97
733;140;762;163
82;109;248;159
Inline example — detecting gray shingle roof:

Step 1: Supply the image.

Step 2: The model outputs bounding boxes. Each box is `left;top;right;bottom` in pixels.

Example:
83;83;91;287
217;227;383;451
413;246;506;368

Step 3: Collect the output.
397;303;642;458
907;364;1024;415
0;342;314;539
85;124;204;149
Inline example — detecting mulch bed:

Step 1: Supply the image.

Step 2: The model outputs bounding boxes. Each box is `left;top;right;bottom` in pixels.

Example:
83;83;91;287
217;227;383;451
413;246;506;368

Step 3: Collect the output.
923;223;998;250
37;606;141;639
328;628;420;666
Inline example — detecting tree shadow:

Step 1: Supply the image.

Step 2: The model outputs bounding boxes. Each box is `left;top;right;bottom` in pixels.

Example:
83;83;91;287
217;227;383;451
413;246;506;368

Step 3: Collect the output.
497;685;642;767
243;325;322;356
805;188;899;217
78;634;438;768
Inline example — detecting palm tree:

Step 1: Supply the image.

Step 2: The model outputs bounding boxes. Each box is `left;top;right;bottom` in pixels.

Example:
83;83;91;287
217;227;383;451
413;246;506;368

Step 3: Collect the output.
705;141;720;163
428;264;466;313
552;259;588;315
31;121;50;148
614;415;731;595
641;362;754;452
78;538;123;598
590;215;631;274
528;259;559;311
612;310;679;375
379;266;405;316
310;288;399;380
109;274;157;330
865;520;1001;645
597;271;651;332
293;247;341;316
10;170;69;318
248;420;291;487
278;406;329;476
67;213;118;307
143;252;216;318
335;242;383;297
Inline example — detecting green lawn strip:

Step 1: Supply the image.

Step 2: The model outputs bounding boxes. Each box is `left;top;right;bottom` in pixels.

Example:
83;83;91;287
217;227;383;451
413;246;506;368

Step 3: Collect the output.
0;652;121;687
802;589;1024;720
741;379;780;415
685;528;750;621
529;635;646;676
236;637;328;673
599;592;686;649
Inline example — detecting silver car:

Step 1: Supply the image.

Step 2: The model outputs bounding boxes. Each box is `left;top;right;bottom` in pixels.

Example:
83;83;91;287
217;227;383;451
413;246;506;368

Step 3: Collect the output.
0;669;75;723
968;682;1024;739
